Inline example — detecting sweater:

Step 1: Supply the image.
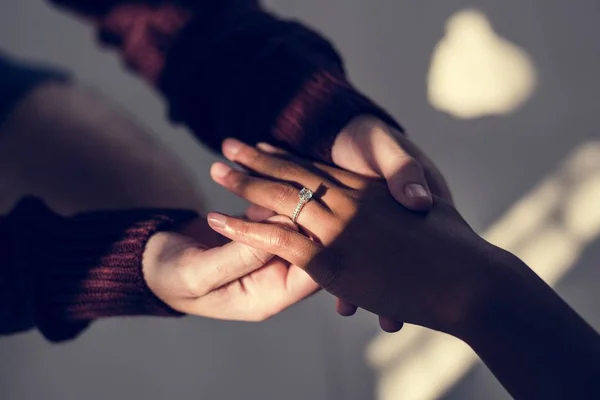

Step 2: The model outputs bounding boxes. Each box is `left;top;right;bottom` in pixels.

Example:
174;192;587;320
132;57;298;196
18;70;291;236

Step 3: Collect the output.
0;0;402;342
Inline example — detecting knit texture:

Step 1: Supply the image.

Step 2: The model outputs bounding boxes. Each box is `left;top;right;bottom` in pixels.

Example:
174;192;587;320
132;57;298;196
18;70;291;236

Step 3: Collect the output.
0;215;35;336
0;0;407;342
5;197;197;342
50;0;403;162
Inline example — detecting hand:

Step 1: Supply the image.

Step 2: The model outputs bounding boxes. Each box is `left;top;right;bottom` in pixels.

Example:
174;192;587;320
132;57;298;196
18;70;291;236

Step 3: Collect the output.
223;117;454;331
332;116;453;329
331;116;453;208
142;216;318;321
206;141;506;335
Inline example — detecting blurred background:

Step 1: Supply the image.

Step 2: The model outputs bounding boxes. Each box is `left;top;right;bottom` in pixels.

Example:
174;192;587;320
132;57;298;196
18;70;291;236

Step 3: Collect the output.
1;0;599;399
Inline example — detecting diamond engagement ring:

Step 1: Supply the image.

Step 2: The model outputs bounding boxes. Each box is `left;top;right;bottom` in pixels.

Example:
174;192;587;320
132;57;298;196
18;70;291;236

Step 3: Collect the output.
292;187;313;223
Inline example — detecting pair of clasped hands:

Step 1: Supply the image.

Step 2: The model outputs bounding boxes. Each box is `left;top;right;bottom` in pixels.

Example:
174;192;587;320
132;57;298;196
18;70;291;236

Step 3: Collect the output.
143;116;499;336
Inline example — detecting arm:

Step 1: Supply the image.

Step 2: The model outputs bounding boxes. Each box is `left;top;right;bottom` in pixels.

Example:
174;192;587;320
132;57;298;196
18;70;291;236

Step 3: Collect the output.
0;56;317;342
0;197;196;342
48;1;445;212
48;0;401;161
45;1;456;329
0;54;196;341
460;258;600;399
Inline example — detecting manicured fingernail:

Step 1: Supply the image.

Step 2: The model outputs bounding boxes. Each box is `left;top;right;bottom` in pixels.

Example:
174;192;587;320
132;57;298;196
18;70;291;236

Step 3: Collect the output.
207;213;227;230
405;183;429;199
211;163;231;179
222;139;242;158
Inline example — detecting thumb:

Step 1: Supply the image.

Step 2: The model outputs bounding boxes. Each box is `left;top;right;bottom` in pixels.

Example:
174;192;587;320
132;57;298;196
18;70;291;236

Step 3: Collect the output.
331;118;433;211
374;133;433;211
333;119;433;211
193;215;297;294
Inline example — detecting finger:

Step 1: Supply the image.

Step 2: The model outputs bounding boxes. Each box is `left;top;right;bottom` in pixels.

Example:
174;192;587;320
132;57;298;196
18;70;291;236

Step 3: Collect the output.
207;212;320;268
188;259;319;321
192;241;274;296
336;298;358;316
271;264;321;317
371;132;433;211
258;142;370;191
333;120;433;210
378;316;404;333
223;139;340;194
178;216;295;297
211;162;335;238
245;203;276;221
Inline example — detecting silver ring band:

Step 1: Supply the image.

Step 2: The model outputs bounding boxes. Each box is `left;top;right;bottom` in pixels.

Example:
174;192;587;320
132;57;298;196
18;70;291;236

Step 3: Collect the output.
292;187;313;222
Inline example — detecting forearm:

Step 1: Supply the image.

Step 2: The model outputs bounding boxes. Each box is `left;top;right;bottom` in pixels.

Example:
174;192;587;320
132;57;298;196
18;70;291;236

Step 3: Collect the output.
49;0;401;162
0;59;211;341
460;256;600;399
0;81;203;214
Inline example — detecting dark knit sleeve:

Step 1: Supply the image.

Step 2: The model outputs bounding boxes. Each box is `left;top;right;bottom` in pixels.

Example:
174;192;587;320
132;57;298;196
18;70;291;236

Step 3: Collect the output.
1;197;197;342
48;0;402;162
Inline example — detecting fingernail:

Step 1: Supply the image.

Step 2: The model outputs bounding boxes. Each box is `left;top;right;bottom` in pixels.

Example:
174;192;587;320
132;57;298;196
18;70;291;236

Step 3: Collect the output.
223;139;242;158
404;183;429;199
257;142;277;153
207;213;227;230
211;163;231;179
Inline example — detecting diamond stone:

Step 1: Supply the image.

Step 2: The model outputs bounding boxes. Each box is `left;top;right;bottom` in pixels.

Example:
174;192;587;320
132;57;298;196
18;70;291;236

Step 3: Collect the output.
299;188;313;201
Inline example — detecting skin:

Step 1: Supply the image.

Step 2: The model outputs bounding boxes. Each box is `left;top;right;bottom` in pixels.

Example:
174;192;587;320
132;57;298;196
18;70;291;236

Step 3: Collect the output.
206;140;600;399
0;83;451;326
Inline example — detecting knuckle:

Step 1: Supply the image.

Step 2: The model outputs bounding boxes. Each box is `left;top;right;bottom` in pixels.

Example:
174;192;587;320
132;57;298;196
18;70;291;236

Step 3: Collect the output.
398;156;424;176
228;172;247;192
238;145;261;165
266;228;291;249
234;220;253;237
274;162;299;179
272;185;295;206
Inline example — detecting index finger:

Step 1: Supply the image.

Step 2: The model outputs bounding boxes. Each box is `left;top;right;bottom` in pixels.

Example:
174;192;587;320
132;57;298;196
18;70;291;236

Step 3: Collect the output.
207;212;321;269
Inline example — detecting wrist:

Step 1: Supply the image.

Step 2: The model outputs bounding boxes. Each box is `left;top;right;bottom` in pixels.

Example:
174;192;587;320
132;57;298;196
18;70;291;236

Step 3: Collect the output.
8;197;197;342
452;248;540;343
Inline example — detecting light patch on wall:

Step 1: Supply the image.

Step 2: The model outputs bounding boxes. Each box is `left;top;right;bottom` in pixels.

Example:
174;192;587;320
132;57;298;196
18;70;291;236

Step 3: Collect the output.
367;141;600;400
427;9;537;119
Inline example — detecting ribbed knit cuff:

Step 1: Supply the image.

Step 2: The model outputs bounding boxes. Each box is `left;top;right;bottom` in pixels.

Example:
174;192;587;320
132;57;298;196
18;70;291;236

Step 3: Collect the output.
7;197;198;342
271;68;404;163
0;216;36;336
50;1;403;164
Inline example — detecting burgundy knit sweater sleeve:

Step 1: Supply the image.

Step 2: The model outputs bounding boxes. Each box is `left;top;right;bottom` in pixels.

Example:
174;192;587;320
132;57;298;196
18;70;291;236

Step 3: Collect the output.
0;197;197;342
49;0;403;162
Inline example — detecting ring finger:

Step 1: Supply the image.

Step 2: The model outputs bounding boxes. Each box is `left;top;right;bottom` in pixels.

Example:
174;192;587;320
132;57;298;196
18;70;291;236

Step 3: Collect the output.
211;162;333;238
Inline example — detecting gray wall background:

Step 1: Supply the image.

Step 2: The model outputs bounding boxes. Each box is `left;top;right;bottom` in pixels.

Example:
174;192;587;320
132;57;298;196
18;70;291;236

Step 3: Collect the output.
1;0;599;399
